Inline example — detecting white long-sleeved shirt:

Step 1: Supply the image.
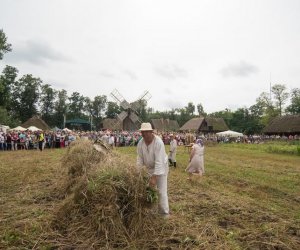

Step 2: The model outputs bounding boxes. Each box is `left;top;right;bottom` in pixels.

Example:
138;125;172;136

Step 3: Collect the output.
170;139;177;153
137;135;168;176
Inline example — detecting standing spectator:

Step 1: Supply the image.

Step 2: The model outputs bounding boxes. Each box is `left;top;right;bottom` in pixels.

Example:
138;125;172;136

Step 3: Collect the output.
12;132;18;150
186;139;205;181
6;133;12;150
60;134;65;148
38;131;45;151
0;133;4;150
19;131;26;150
108;134;115;148
137;123;170;218
168;134;177;168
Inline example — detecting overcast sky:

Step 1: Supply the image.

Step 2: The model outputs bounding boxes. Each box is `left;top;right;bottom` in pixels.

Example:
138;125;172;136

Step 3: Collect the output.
1;0;299;113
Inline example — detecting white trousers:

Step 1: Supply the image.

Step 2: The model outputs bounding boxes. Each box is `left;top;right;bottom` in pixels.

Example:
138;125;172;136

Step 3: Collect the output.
168;151;176;162
156;169;169;215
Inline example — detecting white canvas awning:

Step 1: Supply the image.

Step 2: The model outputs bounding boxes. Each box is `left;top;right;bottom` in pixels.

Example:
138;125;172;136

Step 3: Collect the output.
216;130;244;137
10;126;27;131
62;127;72;132
0;125;10;133
27;126;42;131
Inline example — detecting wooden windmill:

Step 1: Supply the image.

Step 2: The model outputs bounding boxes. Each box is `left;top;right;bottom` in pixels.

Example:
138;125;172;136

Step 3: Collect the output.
110;89;151;130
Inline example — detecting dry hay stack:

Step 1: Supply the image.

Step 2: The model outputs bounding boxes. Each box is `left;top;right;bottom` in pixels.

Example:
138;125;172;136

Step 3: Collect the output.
52;139;159;249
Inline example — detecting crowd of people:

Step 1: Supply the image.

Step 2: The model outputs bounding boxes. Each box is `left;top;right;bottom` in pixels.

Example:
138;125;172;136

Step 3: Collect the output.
0;127;299;152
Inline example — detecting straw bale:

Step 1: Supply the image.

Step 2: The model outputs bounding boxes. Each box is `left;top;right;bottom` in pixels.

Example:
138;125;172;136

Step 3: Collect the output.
52;139;159;248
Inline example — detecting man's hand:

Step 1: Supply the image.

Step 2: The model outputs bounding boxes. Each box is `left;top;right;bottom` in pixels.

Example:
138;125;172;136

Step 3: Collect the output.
149;175;157;188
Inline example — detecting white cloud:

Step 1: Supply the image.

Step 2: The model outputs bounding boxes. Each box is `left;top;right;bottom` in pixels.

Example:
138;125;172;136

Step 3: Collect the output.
154;64;188;80
221;61;259;78
123;69;137;80
4;40;70;65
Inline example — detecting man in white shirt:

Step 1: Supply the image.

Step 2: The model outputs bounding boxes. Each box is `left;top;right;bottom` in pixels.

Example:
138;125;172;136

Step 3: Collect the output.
137;123;169;217
168;134;177;168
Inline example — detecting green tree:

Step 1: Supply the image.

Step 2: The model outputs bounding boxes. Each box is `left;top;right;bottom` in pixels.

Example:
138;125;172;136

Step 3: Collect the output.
197;103;206;116
105;102;121;118
53;89;68;128
230;108;263;134
0;65;18;109
68;92;86;119
84;97;93;117
177;108;190;127
40;84;57;126
271;84;289;116
0;106;18;127
185;102;195;116
209;108;233;128
286;88;300;115
93;95;107;118
11;74;41;122
0;29;12;60
255;92;278;126
134;99;148;122
92;95;107;129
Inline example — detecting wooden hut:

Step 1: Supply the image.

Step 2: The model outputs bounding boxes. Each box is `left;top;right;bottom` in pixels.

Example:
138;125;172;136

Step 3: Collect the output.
179;117;229;133
200;117;229;133
102;118;122;130
150;118;179;132
263;115;300;135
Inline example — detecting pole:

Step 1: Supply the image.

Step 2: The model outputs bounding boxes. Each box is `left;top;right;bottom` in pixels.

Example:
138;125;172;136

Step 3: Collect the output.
90;116;93;131
269;73;272;101
63;114;66;128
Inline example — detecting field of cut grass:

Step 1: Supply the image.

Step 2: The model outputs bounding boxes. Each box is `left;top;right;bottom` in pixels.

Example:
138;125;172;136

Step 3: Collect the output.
0;143;299;249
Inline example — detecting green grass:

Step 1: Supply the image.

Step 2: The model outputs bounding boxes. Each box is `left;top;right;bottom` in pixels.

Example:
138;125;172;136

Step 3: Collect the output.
0;144;299;249
222;141;300;155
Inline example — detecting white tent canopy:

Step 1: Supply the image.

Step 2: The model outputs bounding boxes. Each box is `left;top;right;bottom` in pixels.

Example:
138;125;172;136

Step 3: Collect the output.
10;126;27;131
27;126;42;131
62;127;72;132
0;125;10;133
216;130;244;137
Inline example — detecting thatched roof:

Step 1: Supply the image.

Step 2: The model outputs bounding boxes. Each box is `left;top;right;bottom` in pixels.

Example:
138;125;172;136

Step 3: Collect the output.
263;115;300;134
102;118;122;130
179;117;229;133
179;117;205;131
21;116;50;131
150;119;179;131
204;117;229;132
165;119;180;131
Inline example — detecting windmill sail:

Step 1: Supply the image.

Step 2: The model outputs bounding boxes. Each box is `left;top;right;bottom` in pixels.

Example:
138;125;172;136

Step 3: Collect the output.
129;112;139;123
108;89;151;130
117;111;128;122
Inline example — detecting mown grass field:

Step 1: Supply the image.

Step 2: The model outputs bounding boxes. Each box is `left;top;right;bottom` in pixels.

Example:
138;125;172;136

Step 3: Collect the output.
0;143;299;249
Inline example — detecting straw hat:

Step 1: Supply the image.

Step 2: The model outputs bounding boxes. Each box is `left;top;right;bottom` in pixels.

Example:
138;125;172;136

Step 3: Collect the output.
139;123;153;131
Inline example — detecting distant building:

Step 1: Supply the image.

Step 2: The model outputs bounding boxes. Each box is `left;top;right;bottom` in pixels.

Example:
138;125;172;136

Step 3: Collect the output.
263;115;300;135
102;118;122;130
21;115;50;131
150;118;179;132
65;118;91;131
179;117;229;133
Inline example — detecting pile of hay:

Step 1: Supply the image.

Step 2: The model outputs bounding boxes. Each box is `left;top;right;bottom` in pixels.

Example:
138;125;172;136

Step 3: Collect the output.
52;139;159;249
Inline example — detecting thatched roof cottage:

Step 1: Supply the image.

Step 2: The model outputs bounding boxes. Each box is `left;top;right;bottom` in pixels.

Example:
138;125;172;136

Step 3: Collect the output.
179;117;229;133
150;119;179;132
21;115;50;131
263;115;300;135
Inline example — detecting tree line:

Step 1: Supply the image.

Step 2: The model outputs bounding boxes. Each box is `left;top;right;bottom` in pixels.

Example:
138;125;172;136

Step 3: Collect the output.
1;30;299;133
